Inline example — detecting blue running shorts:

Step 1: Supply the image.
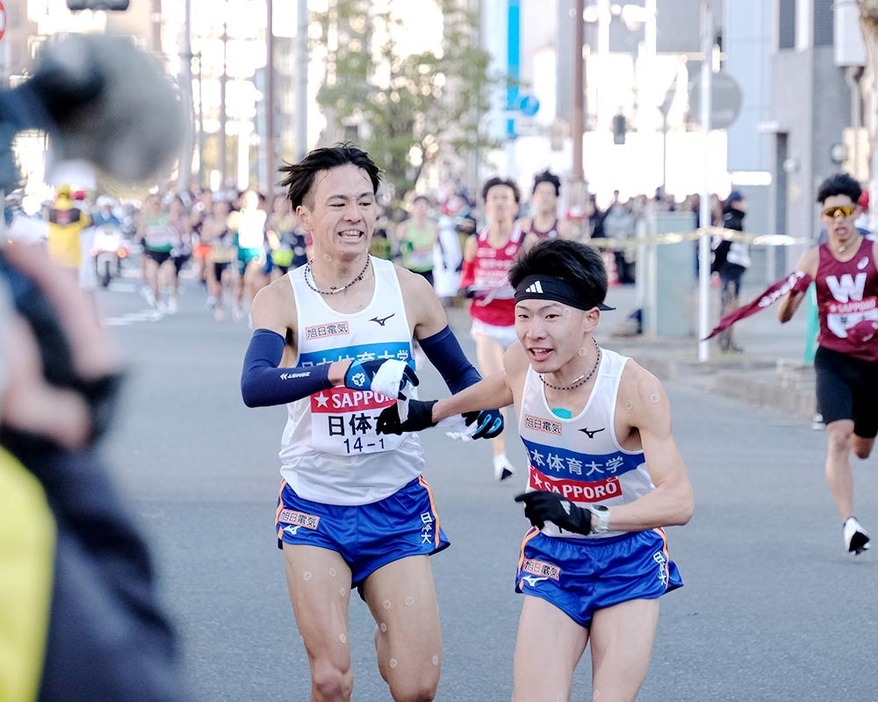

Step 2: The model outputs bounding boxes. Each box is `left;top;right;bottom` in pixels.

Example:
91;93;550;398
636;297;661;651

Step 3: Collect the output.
275;476;450;587
515;528;683;628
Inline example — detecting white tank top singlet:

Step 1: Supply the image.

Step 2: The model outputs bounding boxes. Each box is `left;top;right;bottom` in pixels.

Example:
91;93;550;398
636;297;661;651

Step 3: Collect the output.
236;209;267;249
279;257;424;505
518;348;654;539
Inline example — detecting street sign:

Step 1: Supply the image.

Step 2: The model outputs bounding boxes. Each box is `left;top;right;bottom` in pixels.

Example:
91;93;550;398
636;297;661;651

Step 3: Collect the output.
0;1;7;42
513;119;541;137
518;93;540;117
688;71;743;130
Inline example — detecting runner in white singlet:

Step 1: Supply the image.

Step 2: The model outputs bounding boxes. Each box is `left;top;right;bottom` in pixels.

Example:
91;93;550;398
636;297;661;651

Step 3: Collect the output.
241;145;498;702
375;238;693;702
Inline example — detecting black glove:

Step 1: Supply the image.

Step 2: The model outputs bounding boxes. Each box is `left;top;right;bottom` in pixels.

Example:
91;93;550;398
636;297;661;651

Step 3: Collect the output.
376;399;437;435
462;408;504;439
514;491;592;535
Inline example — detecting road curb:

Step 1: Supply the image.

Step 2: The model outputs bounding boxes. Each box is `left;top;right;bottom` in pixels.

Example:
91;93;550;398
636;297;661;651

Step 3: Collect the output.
618;346;816;421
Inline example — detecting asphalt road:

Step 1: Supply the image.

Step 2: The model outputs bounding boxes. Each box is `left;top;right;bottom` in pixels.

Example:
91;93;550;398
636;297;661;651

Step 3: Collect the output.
95;275;878;702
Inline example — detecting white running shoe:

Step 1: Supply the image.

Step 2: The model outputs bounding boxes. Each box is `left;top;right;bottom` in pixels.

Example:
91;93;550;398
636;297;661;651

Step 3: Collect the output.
493;454;516;482
232;305;245;323
166;297;178;315
811;413;824;431
843;517;870;555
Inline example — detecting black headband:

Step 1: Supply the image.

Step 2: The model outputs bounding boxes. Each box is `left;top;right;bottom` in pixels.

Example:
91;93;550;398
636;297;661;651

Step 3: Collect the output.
513;275;614;311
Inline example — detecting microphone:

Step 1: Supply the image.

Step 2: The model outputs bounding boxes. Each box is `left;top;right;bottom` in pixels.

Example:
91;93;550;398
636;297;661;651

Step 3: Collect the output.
0;33;186;190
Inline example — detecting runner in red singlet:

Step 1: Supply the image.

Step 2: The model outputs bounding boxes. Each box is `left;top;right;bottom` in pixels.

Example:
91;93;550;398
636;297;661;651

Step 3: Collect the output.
459;177;538;480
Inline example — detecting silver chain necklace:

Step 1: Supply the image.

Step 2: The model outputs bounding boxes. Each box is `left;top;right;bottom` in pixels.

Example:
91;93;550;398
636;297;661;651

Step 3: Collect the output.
303;257;370;295
836;235;862;255
539;339;602;391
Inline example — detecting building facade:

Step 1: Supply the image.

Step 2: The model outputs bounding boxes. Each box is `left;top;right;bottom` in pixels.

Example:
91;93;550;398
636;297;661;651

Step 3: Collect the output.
769;0;863;273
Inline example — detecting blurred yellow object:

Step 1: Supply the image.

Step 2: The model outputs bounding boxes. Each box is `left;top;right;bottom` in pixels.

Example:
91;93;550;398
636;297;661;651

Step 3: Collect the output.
0;447;56;702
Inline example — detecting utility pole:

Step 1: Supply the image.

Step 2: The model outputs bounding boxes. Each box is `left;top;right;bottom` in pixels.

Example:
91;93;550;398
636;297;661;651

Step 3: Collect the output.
152;0;162;57
219;7;228;189
697;1;713;362
505;0;520;180
264;0;276;192
177;0;194;192
197;51;205;189
295;0;308;161
570;0;586;209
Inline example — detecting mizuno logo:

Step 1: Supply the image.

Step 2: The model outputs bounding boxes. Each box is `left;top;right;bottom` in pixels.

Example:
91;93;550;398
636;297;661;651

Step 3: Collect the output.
524;281;543;294
579;427;605;439
369;313;396;326
520;575;548;588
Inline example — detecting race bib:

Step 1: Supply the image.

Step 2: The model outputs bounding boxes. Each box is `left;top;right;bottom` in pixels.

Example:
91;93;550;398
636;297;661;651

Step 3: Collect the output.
309;387;404;456
826;296;877;337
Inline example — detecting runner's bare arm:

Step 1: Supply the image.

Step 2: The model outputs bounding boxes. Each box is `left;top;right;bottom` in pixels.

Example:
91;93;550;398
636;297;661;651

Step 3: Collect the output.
250;277;297;351
428;342;526;421
778;248;818;324
430;371;513;422
556;218;576;240
607;362;694;531
398;266;451;341
521;230;540;253
462;234;477;262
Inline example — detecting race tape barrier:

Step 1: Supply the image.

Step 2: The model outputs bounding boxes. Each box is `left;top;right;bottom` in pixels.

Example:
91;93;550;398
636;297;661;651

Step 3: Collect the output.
579;226;811;250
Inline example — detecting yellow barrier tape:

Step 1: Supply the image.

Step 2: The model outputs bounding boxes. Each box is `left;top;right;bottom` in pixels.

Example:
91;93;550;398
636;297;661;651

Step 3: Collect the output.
581;226;811;249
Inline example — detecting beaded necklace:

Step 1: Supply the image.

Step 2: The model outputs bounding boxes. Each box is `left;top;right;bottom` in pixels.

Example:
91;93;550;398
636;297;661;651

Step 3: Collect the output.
303;257;370;295
539;339;602;392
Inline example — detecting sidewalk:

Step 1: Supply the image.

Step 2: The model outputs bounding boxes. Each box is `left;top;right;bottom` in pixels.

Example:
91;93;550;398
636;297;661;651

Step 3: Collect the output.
603;281;816;420
446;279;817;422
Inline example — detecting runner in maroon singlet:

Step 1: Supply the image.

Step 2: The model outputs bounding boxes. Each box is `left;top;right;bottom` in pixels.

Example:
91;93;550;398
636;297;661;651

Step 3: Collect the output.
517;170;575;242
778;172;878;555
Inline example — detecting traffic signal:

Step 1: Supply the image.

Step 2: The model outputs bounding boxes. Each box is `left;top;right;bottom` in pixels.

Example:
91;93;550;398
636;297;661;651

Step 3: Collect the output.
612;113;627;145
67;0;130;10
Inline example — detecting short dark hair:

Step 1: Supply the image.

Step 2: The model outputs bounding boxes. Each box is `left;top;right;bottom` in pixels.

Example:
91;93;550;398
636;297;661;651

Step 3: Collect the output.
509;239;608;306
816;172;861;205
481;176;521;204
532;170;561;196
279;143;382;209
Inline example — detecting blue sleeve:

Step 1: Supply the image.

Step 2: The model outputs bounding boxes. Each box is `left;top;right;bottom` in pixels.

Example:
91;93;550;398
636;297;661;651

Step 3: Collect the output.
418;326;482;394
241;329;332;407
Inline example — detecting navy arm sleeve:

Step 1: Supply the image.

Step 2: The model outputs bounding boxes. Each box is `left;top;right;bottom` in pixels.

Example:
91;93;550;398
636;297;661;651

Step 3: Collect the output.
418;325;482;394
241;328;333;407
